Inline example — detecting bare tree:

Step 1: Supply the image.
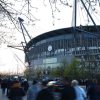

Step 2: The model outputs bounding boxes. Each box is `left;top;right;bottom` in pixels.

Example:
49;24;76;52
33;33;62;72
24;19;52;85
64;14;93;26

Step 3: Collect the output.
0;0;38;45
46;0;100;24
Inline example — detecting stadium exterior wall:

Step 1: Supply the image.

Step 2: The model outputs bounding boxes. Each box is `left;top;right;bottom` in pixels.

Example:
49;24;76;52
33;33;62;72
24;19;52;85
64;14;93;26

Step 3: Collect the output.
25;26;100;70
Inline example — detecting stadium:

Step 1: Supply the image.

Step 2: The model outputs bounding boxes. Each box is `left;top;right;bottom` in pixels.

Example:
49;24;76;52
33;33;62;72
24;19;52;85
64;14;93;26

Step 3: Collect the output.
25;26;100;71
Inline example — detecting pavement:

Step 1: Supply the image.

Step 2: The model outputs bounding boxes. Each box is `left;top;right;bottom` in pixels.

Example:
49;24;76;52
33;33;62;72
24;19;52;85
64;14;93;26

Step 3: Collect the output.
0;89;27;100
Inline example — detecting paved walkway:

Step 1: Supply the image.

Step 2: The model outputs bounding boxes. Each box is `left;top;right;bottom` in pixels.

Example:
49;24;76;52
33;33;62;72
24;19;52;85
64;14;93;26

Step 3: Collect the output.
0;89;27;100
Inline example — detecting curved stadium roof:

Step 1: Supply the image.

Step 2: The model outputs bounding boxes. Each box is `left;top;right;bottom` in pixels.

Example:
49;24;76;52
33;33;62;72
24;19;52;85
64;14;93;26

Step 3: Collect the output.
26;25;100;49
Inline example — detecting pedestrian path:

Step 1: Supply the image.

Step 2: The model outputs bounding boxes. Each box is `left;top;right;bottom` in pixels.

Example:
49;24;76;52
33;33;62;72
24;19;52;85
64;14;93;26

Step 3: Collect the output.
0;89;27;100
0;89;8;100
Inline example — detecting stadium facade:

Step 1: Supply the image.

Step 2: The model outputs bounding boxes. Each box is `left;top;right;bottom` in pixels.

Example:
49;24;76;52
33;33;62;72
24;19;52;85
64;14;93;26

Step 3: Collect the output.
25;26;100;70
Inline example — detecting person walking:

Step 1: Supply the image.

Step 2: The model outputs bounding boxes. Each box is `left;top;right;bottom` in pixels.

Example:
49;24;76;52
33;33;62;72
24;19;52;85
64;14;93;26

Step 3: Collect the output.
60;77;76;100
87;79;100;100
27;80;40;100
7;80;25;100
36;80;54;100
21;79;29;93
1;79;7;95
71;80;86;100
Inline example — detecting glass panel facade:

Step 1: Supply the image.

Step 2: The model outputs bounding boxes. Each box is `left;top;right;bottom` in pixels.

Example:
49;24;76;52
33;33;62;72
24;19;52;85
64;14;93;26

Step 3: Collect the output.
26;28;100;68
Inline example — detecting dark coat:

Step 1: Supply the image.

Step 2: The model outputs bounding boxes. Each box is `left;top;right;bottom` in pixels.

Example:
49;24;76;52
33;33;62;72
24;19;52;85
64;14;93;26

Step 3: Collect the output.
60;85;76;100
7;83;25;100
1;79;7;89
36;88;54;100
87;85;100;100
21;81;29;92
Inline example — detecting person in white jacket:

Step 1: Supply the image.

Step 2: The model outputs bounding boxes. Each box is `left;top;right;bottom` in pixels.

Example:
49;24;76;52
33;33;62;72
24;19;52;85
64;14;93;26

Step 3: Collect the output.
71;80;87;100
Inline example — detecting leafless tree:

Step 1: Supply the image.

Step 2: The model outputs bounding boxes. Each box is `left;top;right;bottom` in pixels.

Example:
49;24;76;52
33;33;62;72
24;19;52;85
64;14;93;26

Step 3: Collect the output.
46;0;100;24
0;0;38;45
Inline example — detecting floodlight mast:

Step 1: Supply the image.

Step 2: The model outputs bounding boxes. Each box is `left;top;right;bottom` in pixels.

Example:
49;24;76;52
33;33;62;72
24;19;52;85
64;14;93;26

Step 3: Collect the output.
18;17;32;45
73;0;98;30
21;41;30;67
80;0;98;31
18;17;32;67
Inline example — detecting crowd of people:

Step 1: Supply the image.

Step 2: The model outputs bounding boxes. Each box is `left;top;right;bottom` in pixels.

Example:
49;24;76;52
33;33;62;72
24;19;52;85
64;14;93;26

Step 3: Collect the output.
0;77;100;100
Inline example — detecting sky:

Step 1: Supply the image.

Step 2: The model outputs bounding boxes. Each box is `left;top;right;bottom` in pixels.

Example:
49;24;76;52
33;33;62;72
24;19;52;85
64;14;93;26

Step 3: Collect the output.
0;0;100;74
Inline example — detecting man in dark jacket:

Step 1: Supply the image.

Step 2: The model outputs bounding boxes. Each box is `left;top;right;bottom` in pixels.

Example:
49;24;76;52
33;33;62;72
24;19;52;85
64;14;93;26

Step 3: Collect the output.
1;79;7;95
60;77;76;100
36;80;54;100
87;79;100;100
7;80;25;100
21;79;29;93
